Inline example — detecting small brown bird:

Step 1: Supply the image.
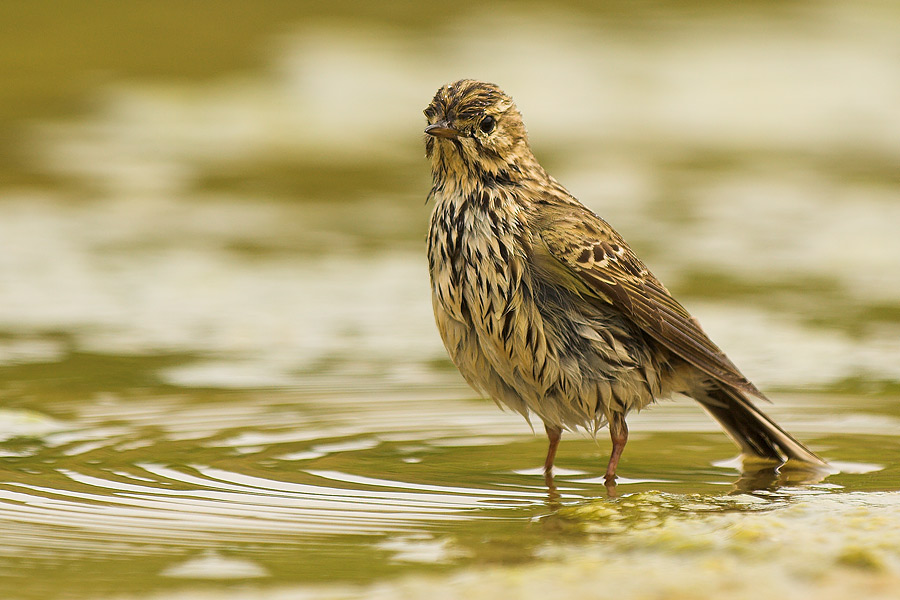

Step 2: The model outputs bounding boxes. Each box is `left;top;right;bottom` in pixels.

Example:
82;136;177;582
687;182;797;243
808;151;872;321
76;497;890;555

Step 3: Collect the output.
423;79;825;483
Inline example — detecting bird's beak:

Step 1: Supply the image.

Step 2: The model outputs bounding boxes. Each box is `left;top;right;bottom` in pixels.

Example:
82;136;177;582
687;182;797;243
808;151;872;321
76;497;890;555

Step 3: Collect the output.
424;120;460;139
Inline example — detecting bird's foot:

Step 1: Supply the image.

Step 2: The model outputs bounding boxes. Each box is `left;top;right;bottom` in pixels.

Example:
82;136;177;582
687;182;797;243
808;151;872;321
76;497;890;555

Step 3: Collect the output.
603;473;618;497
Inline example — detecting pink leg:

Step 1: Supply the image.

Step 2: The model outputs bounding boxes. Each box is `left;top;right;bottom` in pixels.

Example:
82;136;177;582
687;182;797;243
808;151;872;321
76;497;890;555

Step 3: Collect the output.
604;412;628;481
543;423;562;492
543;423;562;475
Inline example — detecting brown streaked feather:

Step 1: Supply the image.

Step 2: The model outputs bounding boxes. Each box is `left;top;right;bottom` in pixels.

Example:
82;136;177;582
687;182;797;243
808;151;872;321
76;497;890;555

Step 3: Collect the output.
424;79;824;473
537;204;765;400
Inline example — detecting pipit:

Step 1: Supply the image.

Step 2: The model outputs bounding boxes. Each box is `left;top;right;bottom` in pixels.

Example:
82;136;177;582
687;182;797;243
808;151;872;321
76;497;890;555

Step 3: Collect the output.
423;79;825;482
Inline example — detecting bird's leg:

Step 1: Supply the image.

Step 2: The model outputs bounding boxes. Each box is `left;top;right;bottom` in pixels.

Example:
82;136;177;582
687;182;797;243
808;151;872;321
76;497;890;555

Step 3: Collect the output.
543;423;562;492
543;423;562;474
604;412;628;481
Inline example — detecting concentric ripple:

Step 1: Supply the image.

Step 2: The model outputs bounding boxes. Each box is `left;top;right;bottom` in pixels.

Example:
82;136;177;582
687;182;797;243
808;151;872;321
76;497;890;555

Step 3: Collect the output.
0;387;892;578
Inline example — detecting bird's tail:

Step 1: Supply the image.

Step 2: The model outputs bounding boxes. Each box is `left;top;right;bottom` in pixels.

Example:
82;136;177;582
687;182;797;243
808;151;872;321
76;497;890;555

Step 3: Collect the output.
695;384;826;466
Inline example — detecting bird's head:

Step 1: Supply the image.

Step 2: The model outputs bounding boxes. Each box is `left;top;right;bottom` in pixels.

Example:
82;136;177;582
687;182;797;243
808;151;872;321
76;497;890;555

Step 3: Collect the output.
424;80;535;184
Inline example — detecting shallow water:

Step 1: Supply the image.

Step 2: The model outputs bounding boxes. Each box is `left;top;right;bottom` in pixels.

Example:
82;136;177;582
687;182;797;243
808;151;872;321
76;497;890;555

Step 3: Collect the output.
2;2;900;599
1;197;899;599
2;364;899;599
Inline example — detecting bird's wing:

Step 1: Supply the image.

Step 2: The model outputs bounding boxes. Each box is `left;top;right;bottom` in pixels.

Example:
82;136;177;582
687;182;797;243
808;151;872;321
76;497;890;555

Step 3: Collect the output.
537;206;765;399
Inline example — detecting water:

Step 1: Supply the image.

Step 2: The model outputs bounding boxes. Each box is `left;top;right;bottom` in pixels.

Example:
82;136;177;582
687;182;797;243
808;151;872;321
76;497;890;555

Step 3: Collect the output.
1;2;900;599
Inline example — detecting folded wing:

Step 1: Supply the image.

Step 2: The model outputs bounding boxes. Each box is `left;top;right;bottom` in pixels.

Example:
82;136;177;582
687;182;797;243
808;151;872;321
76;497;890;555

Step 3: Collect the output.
538;206;764;400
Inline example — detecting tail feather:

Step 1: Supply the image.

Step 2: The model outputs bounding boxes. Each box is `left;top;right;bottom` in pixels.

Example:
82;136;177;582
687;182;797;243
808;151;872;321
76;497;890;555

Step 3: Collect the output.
696;385;826;466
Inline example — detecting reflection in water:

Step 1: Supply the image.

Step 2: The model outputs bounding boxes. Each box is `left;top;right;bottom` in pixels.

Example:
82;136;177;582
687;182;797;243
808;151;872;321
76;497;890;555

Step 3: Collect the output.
730;462;833;494
1;2;900;599
0;382;895;599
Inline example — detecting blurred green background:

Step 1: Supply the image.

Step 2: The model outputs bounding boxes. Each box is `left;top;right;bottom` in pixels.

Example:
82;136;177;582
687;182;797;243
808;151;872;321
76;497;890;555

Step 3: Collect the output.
1;2;899;600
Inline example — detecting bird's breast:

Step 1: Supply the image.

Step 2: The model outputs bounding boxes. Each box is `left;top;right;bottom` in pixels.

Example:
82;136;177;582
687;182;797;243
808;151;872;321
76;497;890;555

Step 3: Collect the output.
427;187;569;412
427;189;526;335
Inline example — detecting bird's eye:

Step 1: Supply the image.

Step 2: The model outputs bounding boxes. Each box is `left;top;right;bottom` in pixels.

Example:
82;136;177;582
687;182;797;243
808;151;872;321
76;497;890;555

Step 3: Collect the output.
479;115;496;134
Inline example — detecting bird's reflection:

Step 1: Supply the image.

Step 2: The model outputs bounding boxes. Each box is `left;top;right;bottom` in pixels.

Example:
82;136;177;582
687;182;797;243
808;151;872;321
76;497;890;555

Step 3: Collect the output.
731;460;830;494
544;468;561;507
543;468;619;505
543;458;830;504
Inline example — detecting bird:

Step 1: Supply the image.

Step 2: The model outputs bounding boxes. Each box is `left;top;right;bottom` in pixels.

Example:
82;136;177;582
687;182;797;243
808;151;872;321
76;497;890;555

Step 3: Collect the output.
423;79;826;484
